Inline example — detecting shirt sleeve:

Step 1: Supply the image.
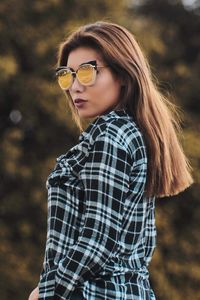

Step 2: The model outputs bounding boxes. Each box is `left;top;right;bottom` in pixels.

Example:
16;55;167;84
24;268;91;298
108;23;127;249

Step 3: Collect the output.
38;130;133;299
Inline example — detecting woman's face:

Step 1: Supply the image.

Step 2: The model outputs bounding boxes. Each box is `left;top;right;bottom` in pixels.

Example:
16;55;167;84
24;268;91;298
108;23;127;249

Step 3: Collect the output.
67;47;122;119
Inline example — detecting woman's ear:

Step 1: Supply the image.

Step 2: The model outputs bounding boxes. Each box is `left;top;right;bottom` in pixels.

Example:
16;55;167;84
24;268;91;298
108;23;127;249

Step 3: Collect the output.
119;75;127;87
116;76;125;87
120;79;126;87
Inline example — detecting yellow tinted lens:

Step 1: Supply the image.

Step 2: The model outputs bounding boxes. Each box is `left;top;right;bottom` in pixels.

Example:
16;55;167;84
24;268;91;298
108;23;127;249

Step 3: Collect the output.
77;65;95;85
57;70;73;90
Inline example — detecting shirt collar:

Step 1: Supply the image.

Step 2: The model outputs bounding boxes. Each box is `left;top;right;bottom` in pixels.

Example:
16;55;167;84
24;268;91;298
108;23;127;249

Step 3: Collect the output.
79;109;132;142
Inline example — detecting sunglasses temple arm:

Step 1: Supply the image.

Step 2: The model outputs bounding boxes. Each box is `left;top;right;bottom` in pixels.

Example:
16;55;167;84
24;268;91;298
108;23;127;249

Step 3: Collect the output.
55;66;67;72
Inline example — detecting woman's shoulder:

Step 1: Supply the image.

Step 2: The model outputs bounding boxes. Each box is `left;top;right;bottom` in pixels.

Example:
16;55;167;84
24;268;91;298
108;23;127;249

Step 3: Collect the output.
102;110;143;139
79;110;146;154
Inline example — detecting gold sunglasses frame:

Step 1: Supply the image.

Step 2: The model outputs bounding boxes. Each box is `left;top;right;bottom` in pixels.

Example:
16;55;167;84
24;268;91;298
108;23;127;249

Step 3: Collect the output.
55;60;106;90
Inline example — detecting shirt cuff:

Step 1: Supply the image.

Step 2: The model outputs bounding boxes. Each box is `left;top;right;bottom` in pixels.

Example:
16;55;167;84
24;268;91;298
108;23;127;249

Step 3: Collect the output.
38;265;78;300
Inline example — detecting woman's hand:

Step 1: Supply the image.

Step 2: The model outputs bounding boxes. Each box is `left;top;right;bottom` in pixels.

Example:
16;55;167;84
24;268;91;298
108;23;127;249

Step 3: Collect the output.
28;286;39;300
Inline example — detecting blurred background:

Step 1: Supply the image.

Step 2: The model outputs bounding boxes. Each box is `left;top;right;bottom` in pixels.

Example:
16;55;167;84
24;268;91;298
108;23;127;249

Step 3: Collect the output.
0;0;200;299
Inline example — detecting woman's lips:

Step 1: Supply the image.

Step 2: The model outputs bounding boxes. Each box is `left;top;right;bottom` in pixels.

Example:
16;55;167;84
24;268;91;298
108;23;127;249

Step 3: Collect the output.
74;98;87;108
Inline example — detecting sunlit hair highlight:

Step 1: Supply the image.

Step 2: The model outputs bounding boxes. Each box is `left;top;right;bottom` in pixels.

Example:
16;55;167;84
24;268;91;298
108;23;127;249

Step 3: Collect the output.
56;21;193;198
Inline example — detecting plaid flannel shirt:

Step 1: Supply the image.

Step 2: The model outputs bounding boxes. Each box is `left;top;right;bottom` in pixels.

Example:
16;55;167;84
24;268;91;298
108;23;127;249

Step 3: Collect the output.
38;109;157;300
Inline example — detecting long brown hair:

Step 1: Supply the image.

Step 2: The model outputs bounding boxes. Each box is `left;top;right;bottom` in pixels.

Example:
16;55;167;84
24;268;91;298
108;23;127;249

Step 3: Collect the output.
56;21;193;198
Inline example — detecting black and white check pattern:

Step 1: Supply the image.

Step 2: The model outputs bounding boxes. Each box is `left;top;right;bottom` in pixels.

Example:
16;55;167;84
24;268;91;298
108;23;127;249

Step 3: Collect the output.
38;110;157;300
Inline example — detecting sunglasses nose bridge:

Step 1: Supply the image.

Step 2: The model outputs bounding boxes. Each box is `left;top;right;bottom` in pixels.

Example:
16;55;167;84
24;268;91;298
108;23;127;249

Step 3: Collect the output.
70;70;86;91
71;71;76;78
68;71;79;89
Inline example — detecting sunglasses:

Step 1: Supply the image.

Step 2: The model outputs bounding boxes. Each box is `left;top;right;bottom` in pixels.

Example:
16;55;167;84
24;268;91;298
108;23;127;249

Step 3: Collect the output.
55;60;107;90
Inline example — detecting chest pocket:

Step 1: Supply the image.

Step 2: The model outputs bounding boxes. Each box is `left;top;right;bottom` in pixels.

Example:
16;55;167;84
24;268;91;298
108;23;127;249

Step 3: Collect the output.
46;138;92;190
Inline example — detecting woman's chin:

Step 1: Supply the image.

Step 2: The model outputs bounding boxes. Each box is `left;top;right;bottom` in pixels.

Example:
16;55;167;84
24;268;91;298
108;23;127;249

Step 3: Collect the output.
77;109;100;119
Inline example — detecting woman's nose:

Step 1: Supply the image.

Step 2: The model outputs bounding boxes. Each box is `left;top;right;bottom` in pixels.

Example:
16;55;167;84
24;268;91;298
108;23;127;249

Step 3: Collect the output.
70;76;85;93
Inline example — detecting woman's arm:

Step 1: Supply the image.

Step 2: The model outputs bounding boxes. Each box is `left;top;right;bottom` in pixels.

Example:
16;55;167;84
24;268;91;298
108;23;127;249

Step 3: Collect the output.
39;130;134;299
28;286;39;300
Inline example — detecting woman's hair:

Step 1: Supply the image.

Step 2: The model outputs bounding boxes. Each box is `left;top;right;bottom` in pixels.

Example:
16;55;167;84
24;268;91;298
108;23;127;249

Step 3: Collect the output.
56;21;193;198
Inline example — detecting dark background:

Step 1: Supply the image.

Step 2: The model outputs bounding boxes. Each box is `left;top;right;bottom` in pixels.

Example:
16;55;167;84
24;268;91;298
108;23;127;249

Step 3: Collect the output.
0;0;199;299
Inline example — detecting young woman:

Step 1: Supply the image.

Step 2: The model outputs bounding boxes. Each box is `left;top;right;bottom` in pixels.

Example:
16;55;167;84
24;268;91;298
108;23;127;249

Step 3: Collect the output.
28;21;193;300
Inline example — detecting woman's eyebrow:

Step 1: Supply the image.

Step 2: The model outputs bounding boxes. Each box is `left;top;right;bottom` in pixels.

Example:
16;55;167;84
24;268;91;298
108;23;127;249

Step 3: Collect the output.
80;60;96;66
66;60;97;70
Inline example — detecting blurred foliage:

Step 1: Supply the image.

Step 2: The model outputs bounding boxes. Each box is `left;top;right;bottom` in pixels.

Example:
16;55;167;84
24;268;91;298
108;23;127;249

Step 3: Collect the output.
0;0;199;299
